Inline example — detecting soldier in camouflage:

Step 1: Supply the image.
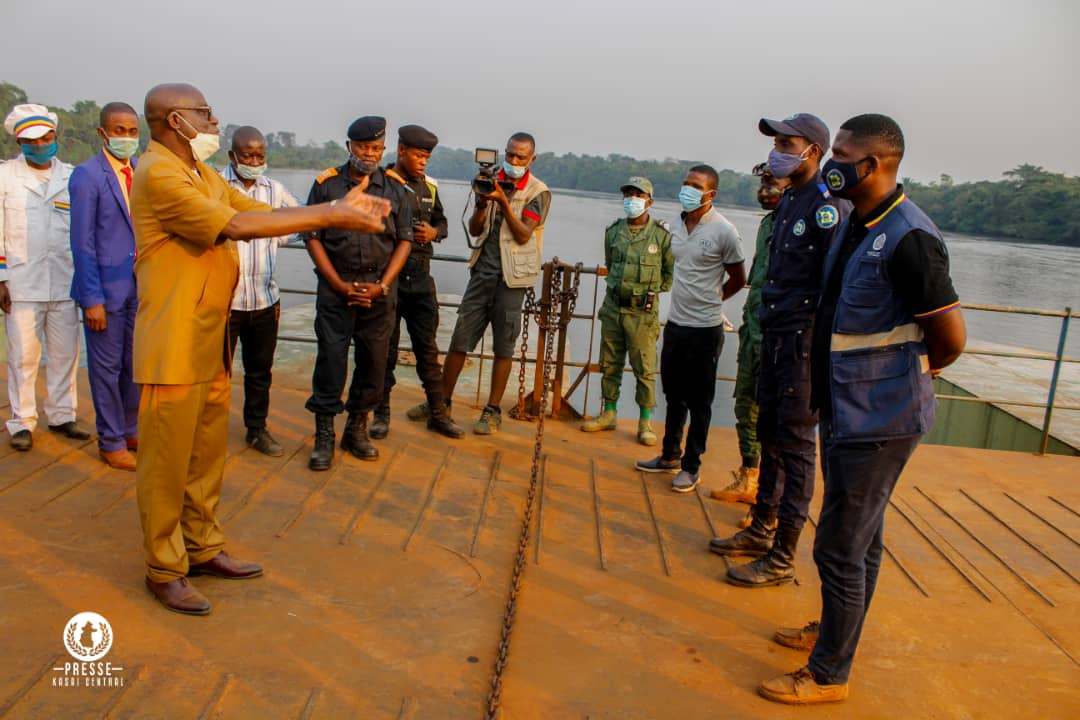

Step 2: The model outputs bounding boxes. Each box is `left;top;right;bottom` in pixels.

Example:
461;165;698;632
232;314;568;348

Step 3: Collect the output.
581;176;674;445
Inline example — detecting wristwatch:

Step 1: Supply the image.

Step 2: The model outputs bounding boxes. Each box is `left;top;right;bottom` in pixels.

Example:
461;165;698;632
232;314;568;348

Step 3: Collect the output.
379;281;391;296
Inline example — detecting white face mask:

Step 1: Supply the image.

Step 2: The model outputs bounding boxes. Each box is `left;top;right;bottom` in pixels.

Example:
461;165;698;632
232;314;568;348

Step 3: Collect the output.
173;112;220;162
235;162;267;180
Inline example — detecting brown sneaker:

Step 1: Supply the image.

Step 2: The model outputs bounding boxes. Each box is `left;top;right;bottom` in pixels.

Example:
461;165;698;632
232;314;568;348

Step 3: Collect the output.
758;666;848;705
99;448;136;471
710;466;759;504
774;620;820;651
145;577;211;615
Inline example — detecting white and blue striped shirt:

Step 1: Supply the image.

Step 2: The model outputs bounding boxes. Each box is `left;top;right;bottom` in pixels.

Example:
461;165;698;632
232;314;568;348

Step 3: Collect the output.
221;164;300;311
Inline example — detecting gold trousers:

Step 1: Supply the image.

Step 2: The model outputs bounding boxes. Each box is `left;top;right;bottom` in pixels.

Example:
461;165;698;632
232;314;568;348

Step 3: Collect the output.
136;372;229;582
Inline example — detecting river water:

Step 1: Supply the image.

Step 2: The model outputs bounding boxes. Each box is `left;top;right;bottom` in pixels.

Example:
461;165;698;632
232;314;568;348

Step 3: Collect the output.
270;169;1080;425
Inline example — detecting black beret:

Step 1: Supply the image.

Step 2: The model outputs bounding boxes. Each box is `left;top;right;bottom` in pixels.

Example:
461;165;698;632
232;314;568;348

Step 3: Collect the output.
397;124;438;151
347;116;386;142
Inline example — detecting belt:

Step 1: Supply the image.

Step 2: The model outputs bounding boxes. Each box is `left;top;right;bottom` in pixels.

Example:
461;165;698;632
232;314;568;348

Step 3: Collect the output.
608;288;653;310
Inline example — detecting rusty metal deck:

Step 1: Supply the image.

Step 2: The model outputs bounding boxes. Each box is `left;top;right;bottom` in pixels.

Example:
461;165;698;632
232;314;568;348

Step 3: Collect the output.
1;362;1079;720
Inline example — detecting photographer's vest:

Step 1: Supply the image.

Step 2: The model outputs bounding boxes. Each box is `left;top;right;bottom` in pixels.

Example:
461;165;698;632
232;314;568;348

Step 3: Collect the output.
469;172;548;288
823;194;938;442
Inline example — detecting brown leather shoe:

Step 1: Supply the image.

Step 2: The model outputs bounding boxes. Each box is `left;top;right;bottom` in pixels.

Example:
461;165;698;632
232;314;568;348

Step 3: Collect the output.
99;448;136;471
188;550;263;579
145;576;211;615
774;620;819;651
126;437;138;452
758;666;848;705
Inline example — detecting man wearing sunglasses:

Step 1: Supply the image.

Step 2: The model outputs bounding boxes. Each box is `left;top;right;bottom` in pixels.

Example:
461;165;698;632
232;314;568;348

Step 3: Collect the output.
130;83;389;616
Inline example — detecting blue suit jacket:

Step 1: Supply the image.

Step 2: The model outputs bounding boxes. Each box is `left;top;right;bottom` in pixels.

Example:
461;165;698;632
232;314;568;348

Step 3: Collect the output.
69;151;137;311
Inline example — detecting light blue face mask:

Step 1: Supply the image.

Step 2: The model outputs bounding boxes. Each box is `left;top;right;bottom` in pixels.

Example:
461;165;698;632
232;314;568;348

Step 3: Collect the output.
623;196;648;219
22;141;58;165
502;161;526;179
678;185;705;212
235;162;267;180
106;136;139;161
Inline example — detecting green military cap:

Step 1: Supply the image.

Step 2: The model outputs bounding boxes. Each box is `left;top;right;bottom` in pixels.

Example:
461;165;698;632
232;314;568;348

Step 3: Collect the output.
620;175;654;197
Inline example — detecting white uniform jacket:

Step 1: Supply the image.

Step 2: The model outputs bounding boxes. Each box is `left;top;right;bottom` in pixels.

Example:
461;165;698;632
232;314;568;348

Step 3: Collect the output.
0;155;75;300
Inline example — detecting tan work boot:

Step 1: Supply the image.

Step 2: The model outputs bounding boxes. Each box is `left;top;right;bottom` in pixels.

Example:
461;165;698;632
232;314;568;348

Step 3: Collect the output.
710;466;759;504
581;408;617;432
758;666;848;705
774;620;820;651
637;419;657;446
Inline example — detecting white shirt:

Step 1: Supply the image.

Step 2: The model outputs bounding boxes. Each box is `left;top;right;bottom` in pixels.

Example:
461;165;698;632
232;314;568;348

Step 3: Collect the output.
668;207;745;328
0;155;75;301
220;164;299;311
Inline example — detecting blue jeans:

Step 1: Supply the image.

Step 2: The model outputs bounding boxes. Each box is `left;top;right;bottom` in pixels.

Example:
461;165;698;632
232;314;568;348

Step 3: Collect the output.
808;423;921;685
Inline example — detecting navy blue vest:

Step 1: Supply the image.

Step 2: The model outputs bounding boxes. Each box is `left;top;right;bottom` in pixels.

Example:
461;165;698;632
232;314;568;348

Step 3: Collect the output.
822;196;939;442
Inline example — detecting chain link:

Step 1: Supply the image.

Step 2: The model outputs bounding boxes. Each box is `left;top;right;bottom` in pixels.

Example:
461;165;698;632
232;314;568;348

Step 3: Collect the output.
485;263;579;719
512;287;536;421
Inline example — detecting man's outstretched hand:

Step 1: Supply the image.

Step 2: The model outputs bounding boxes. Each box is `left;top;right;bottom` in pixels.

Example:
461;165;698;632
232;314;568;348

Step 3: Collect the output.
337;185;391;233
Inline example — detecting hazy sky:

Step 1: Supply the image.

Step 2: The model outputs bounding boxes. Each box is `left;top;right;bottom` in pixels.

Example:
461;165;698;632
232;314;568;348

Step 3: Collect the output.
3;0;1077;182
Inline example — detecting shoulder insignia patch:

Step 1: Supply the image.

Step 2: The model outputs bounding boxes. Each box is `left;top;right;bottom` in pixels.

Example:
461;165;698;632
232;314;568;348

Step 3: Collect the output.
315;167;338;185
385;167;407;185
793;219;807;236
816;205;839;229
657;219;671;232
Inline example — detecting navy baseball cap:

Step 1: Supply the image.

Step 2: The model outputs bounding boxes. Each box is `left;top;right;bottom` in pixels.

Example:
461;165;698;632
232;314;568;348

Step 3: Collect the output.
759;113;831;152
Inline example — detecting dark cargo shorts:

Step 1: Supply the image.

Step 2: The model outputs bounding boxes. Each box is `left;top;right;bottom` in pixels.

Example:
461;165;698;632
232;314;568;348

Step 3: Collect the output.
448;271;528;358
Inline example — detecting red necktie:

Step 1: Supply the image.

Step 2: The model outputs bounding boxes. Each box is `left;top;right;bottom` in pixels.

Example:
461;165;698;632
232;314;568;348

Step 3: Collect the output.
121;166;132;196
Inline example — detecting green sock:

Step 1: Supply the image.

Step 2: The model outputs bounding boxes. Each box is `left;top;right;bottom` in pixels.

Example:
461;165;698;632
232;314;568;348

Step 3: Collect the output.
603;400;617;413
639;407;651;420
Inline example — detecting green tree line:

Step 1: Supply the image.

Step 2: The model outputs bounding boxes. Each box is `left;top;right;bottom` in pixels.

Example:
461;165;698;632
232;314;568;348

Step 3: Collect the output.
3;81;1078;246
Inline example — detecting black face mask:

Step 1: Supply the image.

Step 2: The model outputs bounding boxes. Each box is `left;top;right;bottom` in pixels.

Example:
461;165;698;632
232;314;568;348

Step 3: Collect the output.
349;154;378;176
822;157;871;197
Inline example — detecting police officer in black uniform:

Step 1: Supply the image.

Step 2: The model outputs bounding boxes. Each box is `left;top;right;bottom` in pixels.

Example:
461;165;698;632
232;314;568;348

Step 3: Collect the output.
304;116;413;470
711;113;850;588
370;125;463;440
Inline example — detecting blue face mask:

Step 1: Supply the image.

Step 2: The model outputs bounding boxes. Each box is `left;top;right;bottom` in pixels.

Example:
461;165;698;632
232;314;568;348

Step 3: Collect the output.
22;141;58;165
678;185;706;212
623;196;648;219
106;136;139;161
502;161;526;180
822;157;869;197
767;146;812;179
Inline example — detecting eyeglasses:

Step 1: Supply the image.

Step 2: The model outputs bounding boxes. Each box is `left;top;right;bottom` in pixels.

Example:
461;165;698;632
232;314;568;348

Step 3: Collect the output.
172;106;213;121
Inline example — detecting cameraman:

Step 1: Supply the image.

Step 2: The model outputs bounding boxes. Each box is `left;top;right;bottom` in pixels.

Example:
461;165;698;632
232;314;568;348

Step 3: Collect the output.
407;132;550;435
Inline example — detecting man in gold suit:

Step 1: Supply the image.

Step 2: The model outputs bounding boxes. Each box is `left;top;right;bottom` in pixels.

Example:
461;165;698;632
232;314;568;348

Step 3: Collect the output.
131;83;389;615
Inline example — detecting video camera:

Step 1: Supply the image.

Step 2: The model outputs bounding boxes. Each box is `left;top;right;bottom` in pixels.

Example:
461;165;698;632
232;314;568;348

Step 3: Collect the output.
472;148;516;195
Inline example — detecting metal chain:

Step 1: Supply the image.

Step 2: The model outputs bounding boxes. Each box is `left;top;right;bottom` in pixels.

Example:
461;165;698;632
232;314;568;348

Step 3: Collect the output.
513;287;536;420
485;263;578;719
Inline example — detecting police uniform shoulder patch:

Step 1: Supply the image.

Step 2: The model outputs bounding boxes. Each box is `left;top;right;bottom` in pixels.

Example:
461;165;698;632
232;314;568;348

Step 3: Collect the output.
656;218;671;232
384;167;407;185
314;167;338;185
816;205;839;229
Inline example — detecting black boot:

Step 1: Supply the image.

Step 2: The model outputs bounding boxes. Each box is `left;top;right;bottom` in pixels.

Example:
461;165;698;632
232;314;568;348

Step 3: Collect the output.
725;523;801;587
369;404;390;440
309;414;335;471
341;412;379;461
709;504;777;557
427;403;465;439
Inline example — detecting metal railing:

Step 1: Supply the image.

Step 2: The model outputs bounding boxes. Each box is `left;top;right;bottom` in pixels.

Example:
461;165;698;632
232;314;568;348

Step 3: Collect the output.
277;248;1078;455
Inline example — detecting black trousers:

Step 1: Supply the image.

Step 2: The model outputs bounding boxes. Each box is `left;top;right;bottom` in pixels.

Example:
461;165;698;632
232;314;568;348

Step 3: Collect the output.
755;327;818;531
660;322;724;474
228;302;280;430
306;278;395;416
809;424;921;684
382;257;444;408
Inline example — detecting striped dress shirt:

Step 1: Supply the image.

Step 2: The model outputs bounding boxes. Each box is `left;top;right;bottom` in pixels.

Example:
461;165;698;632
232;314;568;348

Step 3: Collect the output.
221;164;300;311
